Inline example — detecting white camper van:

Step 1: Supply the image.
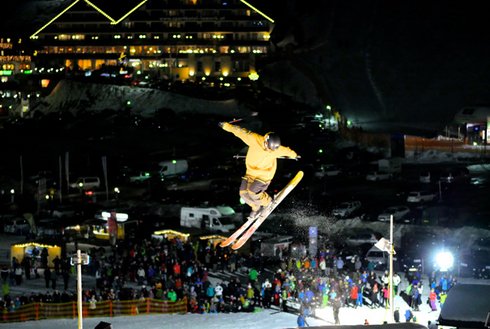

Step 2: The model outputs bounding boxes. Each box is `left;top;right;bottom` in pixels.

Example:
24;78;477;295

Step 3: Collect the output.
159;159;188;178
180;206;237;233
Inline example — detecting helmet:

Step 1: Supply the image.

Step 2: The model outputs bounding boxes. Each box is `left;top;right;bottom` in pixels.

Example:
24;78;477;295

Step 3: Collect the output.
265;132;281;150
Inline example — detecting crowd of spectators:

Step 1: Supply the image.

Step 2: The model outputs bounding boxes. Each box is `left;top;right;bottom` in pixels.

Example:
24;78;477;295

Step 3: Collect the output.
0;236;456;323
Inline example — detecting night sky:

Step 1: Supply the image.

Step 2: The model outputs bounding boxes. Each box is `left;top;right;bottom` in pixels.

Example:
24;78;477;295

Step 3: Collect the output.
269;0;490;135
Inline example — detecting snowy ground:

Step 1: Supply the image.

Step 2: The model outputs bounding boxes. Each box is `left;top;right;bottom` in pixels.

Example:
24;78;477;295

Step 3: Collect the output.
0;295;438;329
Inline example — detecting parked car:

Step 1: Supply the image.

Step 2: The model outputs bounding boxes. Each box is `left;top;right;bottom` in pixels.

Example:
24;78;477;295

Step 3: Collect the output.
377;205;410;222
37;218;63;237
406;191;437;203
52;205;78;218
399;208;423;224
314;164;342;178
332;201;362;218
128;171;152;184
3;217;30;235
345;232;379;246
366;171;391;181
401;251;425;278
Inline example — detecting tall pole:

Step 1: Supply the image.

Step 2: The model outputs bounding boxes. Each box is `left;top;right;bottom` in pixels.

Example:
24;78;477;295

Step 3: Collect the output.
77;249;83;329
102;156;109;201
20;155;24;195
59;155;63;203
389;215;394;321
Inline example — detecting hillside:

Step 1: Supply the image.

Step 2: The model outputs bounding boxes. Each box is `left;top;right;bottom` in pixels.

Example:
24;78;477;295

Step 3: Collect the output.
31;80;249;119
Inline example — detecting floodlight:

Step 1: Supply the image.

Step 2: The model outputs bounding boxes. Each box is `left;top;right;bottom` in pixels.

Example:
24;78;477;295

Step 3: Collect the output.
435;251;454;271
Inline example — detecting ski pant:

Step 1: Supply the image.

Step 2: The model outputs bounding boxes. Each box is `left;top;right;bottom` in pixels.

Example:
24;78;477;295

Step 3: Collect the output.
239;176;272;211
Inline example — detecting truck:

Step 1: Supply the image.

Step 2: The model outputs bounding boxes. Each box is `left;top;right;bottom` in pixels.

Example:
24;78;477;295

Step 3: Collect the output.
180;206;237;233
159;159;188;178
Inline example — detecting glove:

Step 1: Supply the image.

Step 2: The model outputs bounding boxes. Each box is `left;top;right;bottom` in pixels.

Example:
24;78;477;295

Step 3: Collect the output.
218;122;225;128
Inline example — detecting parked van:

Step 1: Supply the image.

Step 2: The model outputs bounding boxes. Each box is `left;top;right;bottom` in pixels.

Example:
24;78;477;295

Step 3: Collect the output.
406;191;437;203
159;159;188;178
365;246;389;268
365;245;398;268
70;177;101;190
180;206;236;233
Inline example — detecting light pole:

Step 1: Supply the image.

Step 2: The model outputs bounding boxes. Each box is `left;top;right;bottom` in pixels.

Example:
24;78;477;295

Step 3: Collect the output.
77;250;83;329
71;250;90;329
374;217;396;323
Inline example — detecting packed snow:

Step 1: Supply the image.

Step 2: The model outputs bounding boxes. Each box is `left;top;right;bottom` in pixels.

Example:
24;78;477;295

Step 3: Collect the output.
0;294;439;329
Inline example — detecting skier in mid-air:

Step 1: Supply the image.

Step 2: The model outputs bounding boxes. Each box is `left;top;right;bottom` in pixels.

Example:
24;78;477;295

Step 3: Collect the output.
219;122;299;220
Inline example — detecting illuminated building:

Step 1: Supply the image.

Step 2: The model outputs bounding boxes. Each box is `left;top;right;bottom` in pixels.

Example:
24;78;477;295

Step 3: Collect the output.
0;37;35;117
0;37;33;80
28;0;273;82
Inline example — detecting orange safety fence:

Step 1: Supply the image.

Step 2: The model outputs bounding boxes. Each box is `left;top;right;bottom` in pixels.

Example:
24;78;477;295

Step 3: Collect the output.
0;297;188;323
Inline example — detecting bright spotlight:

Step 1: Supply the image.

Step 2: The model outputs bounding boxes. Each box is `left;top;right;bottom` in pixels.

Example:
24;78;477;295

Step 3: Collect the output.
435;251;454;271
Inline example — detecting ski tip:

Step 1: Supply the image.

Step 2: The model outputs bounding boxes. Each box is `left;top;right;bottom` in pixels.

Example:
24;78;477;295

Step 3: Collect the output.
291;170;304;183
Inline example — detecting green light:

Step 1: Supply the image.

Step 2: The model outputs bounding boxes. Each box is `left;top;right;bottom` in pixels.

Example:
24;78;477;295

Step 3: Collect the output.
23;70;33;74
172;160;177;164
126;100;131;105
318;149;323;154
347;120;352;126
239;197;246;205
0;70;12;76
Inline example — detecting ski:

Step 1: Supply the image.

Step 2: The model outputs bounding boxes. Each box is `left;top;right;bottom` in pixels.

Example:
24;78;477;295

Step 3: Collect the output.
230;203;276;250
231;171;304;250
220;216;259;247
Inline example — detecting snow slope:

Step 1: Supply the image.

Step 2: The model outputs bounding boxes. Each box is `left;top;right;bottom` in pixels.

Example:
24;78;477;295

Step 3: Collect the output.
32;80;249;119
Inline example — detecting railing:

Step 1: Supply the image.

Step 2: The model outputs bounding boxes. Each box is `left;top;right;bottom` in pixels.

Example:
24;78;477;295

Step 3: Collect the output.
1;298;187;323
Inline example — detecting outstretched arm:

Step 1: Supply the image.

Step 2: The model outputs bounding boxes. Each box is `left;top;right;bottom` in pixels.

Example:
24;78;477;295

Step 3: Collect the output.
275;145;299;159
219;122;258;146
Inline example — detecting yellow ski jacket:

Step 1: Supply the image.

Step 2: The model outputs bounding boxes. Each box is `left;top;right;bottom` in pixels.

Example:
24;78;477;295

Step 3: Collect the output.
222;122;298;182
